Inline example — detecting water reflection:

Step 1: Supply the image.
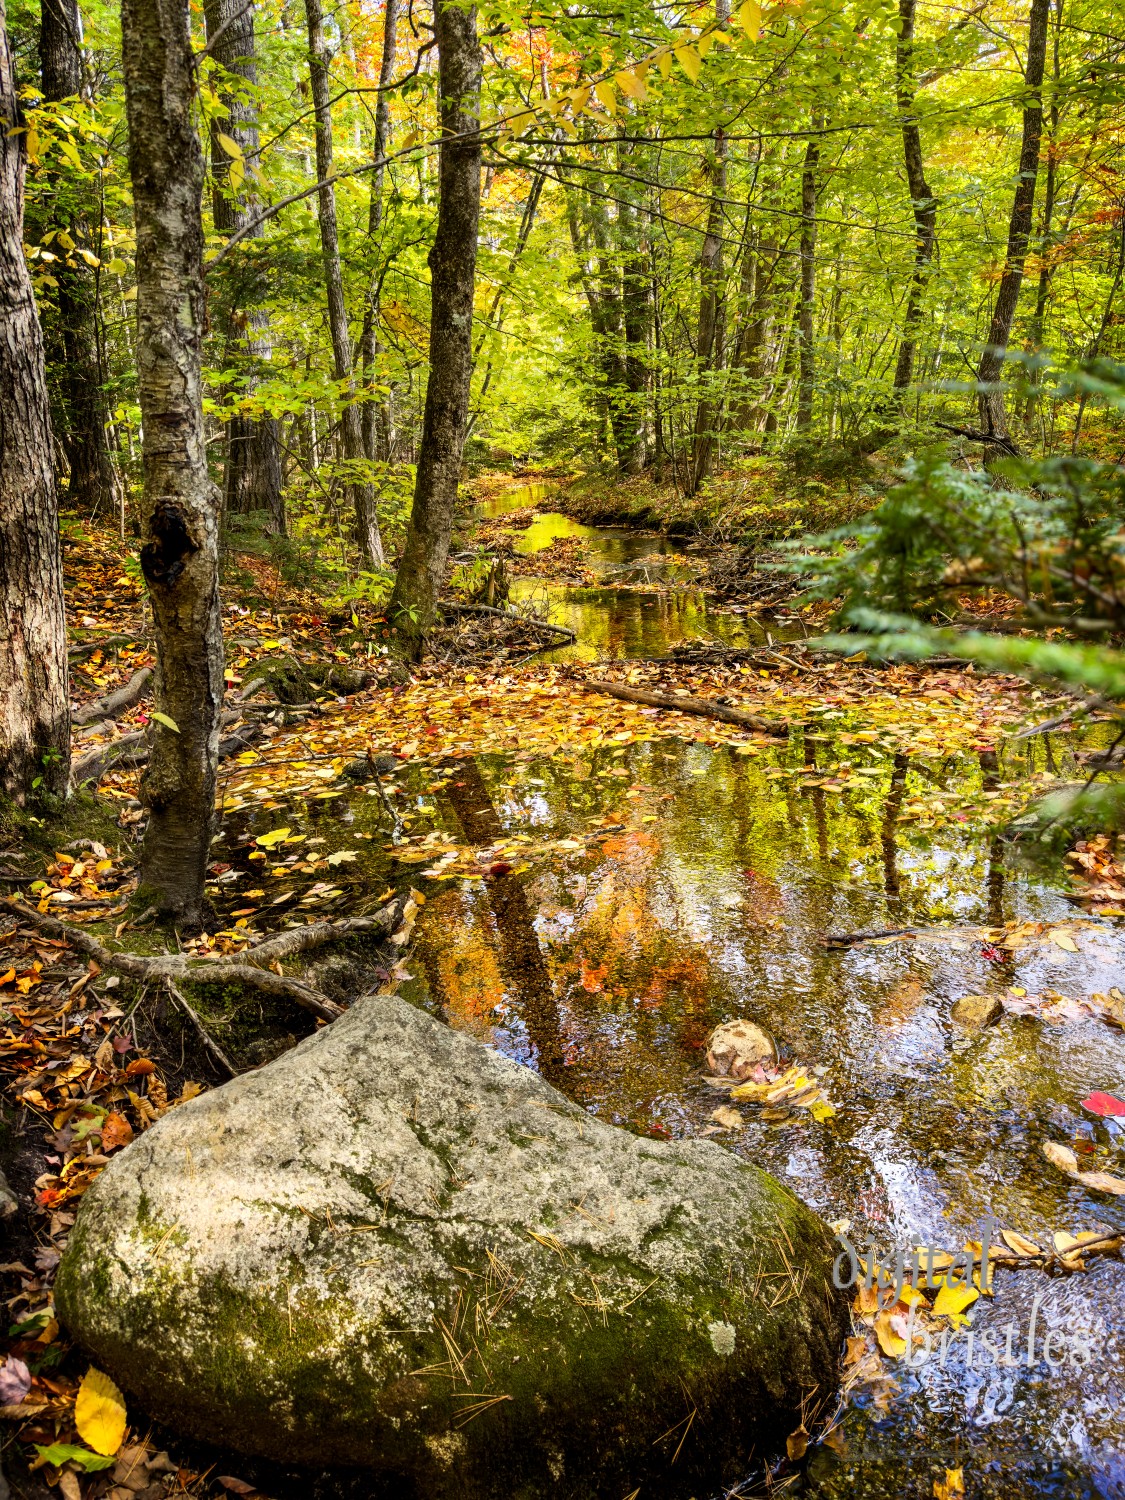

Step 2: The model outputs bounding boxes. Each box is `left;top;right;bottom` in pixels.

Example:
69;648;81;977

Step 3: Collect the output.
397;735;1125;1498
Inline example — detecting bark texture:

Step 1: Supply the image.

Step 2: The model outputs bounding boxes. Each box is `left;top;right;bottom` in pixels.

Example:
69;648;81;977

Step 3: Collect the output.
304;0;383;565
387;0;481;658
0;0;70;802
39;0;117;514
892;0;937;393
976;0;1051;450
204;0;284;534
122;0;223;923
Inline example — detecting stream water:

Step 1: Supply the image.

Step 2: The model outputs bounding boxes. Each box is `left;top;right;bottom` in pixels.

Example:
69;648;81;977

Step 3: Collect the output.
217;485;1125;1497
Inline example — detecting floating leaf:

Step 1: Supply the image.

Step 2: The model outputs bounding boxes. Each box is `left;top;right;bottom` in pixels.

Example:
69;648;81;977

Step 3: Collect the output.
932;1282;978;1322
255;827;292;849
325;849;358;866
1081;1091;1125;1117
1001;1229;1041;1257
74;1367;127;1456
873;1311;906;1357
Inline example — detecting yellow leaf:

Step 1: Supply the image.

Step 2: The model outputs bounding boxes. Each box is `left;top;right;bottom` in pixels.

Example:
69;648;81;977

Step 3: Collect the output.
933;1282;978;1321
216;131;243;159
657;50;674;80
674;45;701;81
615;68;647;101
228;155;245;193
739;0;761;38
255;827;292;849
594;79;617;113
873;1311;906;1358
1002;1228;1041;1257
934;1469;965;1500
1049;929;1078;952
569;85;592;114
399;128;420;149
697;30;715;56
75;1367;126;1456
149;711;180;733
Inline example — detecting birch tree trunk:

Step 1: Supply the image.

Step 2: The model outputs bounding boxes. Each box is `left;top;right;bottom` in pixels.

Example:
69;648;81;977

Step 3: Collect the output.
39;0;117;515
795;130;820;432
0;0;70;802
387;0;481;659
976;0;1051;452
891;0;937;394
304;0;383;565
358;0;401;465
122;0;223;923
204;0;284;534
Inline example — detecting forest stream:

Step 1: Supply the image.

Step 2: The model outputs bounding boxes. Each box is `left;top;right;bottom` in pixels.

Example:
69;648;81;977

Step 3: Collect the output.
200;488;1125;1498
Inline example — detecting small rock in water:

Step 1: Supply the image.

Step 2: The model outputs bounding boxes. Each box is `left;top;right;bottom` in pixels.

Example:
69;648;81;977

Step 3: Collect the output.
706;1018;777;1078
951;993;1004;1028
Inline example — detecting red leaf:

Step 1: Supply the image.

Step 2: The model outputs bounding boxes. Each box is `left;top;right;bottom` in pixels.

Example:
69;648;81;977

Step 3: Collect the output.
488;862;512;878
1081;1091;1125;1117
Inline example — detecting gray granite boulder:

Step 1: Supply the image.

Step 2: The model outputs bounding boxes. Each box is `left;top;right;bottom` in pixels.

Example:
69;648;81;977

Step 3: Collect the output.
56;995;846;1497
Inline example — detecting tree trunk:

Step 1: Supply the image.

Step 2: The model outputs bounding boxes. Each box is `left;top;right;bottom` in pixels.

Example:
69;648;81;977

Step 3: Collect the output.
358;0;401;465
688;0;731;494
205;0;284;535
122;0;223;924
39;0;117;515
891;0;937;394
387;0;481;659
976;0;1051;452
1023;0;1062;421
0;0;70;802
796;129;820;432
304;0;383;565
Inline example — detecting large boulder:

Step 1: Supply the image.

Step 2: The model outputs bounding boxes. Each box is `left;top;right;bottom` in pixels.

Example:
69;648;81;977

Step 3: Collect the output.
56;996;846;1498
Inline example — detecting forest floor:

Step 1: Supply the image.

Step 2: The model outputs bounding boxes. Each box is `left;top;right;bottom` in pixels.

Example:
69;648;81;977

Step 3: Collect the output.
1;512;1124;1499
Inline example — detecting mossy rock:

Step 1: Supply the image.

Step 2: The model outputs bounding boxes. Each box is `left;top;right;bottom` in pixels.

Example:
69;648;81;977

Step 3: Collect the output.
56;995;846;1497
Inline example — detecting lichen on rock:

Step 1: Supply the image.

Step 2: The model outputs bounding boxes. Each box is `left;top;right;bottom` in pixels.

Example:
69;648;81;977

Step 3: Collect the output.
56;994;847;1497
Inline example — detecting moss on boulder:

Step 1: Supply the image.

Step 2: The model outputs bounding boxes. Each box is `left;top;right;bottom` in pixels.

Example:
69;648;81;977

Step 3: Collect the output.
56;995;846;1497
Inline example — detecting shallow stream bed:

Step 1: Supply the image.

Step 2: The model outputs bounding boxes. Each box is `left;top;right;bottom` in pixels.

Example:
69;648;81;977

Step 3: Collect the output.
210;489;1125;1498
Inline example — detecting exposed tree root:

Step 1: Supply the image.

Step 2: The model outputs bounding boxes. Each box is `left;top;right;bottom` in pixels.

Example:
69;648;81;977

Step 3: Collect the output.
72;666;153;726
574;677;789;736
2;896;412;1025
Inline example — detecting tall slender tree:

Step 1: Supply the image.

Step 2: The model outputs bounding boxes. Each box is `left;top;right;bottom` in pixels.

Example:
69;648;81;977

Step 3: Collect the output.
122;0;223;923
892;0;937;394
39;0;117;513
358;0;402;466
795;128;820;432
976;0;1051;451
388;0;482;658
304;0;383;566
1;0;70;802
204;0;284;534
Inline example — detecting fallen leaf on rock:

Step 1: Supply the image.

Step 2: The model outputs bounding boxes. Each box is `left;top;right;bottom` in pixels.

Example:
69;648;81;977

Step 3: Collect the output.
786;1422;809;1461
75;1366;127;1456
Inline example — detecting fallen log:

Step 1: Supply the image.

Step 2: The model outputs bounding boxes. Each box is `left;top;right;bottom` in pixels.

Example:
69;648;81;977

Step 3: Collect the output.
441;601;576;640
70;730;148;786
1;897;410;1024
575;678;789;737
72;666;153;726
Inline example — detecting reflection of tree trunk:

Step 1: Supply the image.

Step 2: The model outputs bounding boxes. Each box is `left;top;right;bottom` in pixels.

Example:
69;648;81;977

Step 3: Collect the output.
881;753;908;906
804;735;828;860
444;760;566;1087
979;749;1007;929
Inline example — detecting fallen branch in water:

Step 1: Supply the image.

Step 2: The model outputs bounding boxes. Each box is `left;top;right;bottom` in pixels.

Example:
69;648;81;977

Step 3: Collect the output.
72;666;153;726
2;897;411;1024
574;678;789;737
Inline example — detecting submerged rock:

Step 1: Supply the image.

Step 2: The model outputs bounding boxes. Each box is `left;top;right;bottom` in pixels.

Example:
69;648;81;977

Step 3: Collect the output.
57;996;846;1497
706;1018;777;1078
951;992;1004;1029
